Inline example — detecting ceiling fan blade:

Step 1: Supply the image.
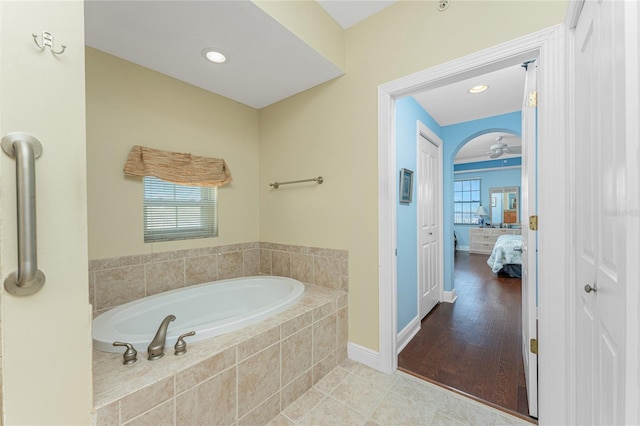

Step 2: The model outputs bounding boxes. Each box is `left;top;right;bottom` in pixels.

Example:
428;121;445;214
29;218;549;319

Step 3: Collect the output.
490;151;503;159
507;146;522;154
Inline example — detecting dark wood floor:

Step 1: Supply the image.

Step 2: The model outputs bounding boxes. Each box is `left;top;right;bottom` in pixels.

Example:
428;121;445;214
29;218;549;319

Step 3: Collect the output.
398;251;532;419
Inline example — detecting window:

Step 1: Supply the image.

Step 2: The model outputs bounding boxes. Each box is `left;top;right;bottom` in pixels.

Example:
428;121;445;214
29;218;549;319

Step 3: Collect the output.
454;178;481;224
143;176;218;242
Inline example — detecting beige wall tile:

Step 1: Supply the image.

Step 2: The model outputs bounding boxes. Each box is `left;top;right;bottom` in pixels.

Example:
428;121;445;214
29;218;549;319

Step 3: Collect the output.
238;344;280;418
281;370;313;411
145;259;185;296
243;248;260;276
124;399;174;426
281;327;312;386
337;307;348;348
312;314;337;363
176;348;236;394
120;377;174;423
272;251;291;277
238;326;280;362
176;367;236;425
94;266;145;311
291;253;313;283
218;251;243;279
313;257;341;289
94;401;119;426
313;349;340;385
260;249;273;274
238;392;280;426
185;255;218;286
312;300;336;322
281;311;312;339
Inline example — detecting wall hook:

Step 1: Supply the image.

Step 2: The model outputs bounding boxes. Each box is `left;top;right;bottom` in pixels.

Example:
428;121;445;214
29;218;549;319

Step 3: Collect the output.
32;31;66;55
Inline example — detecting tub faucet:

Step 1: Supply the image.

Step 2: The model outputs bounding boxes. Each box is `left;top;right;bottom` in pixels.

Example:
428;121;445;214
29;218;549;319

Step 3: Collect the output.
147;314;176;360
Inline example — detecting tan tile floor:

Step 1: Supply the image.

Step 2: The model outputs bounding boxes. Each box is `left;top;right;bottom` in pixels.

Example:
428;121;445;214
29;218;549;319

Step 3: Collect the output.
268;359;533;426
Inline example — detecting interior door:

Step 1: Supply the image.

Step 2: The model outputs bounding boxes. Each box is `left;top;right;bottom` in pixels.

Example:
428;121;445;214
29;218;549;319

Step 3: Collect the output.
573;0;628;424
520;58;539;418
417;123;442;318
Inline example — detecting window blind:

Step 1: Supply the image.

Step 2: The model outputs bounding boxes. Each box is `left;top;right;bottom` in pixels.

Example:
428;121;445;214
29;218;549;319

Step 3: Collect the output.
143;176;218;242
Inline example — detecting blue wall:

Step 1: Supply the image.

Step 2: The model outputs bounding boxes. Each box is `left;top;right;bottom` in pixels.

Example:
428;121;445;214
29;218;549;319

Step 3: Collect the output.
395;97;441;333
453;164;521;249
395;100;521;332
441;112;521;291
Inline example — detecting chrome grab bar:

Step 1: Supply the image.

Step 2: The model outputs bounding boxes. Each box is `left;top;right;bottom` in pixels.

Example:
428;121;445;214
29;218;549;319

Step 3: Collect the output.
1;132;46;296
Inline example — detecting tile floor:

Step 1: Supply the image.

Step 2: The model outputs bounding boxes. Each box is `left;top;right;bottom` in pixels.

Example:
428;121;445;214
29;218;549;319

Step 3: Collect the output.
267;359;533;426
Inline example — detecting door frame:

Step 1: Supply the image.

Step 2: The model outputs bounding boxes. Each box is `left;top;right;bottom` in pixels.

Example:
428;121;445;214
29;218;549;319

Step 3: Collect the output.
377;24;572;424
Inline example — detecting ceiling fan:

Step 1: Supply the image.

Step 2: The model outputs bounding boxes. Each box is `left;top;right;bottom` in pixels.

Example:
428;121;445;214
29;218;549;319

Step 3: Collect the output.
487;136;522;158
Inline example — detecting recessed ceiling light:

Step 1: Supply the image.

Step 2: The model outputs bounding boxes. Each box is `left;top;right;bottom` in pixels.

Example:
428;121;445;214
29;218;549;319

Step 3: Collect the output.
468;84;489;94
202;48;228;64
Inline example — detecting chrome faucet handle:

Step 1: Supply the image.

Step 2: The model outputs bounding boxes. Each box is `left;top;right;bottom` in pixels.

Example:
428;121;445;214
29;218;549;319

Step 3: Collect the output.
174;331;196;356
113;341;137;365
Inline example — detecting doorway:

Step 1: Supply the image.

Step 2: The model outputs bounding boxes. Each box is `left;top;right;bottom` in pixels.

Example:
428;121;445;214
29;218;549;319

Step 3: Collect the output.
377;24;570;424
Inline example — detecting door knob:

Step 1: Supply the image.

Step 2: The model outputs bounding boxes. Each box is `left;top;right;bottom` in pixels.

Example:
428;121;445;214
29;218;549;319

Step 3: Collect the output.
584;284;597;293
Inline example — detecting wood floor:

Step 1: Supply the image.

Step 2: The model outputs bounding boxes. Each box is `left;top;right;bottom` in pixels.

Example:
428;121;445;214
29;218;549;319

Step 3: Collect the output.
398;250;532;419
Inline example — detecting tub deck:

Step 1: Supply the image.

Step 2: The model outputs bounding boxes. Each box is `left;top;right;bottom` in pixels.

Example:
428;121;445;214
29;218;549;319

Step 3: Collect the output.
93;283;348;425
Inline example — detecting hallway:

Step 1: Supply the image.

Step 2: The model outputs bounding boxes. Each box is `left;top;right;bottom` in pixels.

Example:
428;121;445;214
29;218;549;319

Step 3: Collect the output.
398;251;531;420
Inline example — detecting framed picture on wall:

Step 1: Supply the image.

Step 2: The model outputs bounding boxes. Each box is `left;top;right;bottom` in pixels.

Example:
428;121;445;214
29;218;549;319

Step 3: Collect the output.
399;168;414;204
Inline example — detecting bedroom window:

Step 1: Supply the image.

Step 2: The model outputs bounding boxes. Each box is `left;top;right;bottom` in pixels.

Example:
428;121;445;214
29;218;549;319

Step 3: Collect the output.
454;178;481;224
143;176;218;242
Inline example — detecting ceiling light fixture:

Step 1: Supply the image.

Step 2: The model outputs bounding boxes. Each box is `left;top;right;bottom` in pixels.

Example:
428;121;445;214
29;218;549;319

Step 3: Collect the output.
468;84;489;94
202;48;228;64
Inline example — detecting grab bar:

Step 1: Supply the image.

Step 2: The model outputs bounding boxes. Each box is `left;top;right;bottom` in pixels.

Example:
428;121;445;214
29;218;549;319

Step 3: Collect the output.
269;176;323;189
1;132;46;296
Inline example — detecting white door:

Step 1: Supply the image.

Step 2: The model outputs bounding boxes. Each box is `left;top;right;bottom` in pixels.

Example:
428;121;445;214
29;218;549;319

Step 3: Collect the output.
520;59;538;418
417;123;442;318
573;0;629;424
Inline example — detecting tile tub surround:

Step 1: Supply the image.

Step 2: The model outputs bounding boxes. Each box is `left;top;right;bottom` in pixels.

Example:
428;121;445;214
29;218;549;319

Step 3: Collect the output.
89;242;348;313
93;283;348;426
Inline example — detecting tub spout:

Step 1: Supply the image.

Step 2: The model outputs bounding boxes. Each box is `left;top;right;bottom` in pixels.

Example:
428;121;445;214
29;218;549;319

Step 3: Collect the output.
147;314;176;360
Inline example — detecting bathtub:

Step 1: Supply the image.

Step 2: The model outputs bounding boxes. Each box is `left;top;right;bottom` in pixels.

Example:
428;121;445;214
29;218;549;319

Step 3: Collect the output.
93;276;305;353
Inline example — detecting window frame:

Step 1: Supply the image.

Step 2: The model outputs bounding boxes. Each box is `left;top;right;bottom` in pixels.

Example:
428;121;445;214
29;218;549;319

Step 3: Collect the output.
453;177;482;225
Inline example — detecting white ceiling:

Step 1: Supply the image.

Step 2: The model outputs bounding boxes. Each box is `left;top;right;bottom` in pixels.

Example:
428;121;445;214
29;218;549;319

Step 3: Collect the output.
84;0;345;109
85;0;526;163
316;0;397;29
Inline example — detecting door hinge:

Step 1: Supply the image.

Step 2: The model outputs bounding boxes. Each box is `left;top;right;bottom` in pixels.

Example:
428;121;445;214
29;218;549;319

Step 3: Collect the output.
528;91;538;107
529;215;538;231
530;338;538;354
395;248;397;256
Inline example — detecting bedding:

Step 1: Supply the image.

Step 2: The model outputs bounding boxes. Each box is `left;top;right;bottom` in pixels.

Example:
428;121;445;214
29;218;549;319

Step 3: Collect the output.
487;234;523;275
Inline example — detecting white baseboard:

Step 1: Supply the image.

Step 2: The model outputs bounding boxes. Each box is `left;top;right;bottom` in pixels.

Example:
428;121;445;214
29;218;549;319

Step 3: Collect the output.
396;316;420;354
457;246;469;251
347;342;380;371
443;289;457;303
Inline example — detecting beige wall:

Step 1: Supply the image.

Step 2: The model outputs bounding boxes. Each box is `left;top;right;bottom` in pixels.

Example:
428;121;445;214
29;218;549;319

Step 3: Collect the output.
86;48;260;260
0;1;92;423
258;0;567;350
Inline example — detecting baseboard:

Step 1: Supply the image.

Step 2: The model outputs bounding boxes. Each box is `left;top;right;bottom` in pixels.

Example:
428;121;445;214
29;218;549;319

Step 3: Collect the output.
457;246;469;251
397;316;420;354
443;289;457;303
347;342;380;371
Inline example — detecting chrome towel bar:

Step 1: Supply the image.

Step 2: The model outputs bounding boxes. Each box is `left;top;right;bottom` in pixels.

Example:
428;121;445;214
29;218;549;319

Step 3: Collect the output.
269;176;323;189
1;132;46;296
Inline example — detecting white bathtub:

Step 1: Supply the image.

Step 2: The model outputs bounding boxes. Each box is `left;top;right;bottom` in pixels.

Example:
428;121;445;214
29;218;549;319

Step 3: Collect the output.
93;276;305;353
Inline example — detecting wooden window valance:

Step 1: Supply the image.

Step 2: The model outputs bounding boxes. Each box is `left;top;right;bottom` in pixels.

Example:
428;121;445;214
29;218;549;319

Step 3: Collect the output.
123;145;232;187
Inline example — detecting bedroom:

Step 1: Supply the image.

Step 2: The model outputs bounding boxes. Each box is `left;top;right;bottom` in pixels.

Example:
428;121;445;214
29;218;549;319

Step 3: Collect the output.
394;66;531;418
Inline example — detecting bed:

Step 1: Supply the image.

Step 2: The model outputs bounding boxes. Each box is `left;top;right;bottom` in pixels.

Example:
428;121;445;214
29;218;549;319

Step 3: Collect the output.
486;234;523;278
